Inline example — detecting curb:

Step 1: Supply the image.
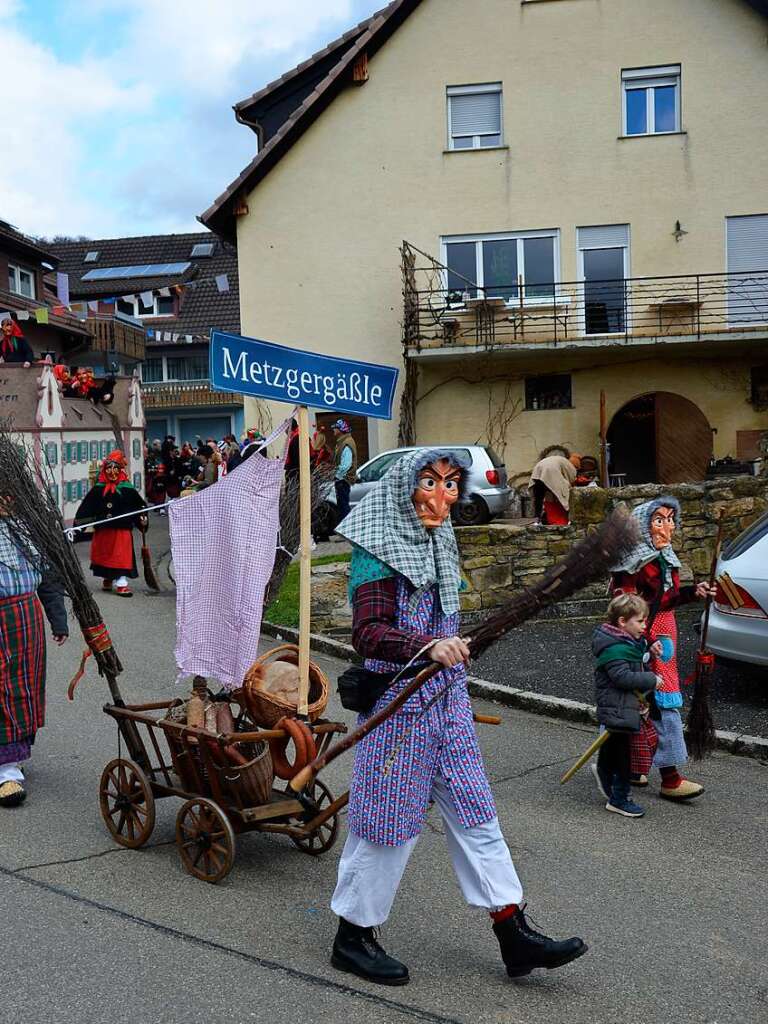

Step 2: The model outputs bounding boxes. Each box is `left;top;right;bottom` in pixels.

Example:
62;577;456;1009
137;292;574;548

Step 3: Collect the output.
260;621;768;763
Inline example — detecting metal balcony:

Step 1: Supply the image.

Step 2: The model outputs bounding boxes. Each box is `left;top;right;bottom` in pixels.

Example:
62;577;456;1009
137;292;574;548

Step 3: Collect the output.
401;242;768;357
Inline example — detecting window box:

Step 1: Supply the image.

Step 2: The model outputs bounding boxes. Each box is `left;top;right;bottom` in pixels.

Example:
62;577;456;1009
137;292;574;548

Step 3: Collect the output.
622;65;680;136
447;83;503;150
442;230;559;302
525;374;572;411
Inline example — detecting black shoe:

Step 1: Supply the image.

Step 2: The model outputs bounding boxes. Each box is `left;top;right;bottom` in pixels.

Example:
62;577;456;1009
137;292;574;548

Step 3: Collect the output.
493;905;588;978
331;918;410;986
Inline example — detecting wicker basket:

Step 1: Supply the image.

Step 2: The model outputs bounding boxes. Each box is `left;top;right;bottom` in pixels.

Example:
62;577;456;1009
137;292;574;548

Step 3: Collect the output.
238;644;329;728
210;741;273;808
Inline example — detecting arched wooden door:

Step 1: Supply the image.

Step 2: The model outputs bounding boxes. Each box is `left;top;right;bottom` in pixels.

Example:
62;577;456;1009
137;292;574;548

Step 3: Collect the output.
654;392;712;483
607;392;712;484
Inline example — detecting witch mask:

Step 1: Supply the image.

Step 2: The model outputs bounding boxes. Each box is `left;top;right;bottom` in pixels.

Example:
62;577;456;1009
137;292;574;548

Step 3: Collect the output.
649;505;676;550
412;458;461;529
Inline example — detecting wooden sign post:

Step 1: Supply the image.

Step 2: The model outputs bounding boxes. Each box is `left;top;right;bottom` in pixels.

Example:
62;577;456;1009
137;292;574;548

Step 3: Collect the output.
297;405;312;718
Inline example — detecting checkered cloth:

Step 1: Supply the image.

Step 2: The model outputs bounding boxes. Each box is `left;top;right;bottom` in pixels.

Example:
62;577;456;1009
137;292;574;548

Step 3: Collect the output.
337;448;467;615
170;448;283;690
0;521;42;598
0;594;46;746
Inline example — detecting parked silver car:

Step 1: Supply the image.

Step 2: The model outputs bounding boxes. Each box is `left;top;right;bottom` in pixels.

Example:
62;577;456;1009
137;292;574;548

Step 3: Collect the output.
314;444;510;538
707;511;768;667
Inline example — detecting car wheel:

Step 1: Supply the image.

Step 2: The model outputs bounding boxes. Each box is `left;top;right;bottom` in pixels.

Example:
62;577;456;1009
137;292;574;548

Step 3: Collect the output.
452;496;489;527
313;500;338;541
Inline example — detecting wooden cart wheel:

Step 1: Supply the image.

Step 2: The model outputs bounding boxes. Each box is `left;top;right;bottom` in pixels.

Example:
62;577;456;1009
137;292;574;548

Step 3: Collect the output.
290;779;339;856
99;757;156;849
175;797;236;884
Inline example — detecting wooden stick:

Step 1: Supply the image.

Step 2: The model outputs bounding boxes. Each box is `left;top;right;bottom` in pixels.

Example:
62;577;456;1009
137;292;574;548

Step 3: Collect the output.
297;405;312;718
700;516;725;650
473;713;501;726
560;730;610;784
599;389;608;487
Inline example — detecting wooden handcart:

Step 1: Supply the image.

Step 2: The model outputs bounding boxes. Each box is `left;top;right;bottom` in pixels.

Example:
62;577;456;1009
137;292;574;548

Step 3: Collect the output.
98;694;348;883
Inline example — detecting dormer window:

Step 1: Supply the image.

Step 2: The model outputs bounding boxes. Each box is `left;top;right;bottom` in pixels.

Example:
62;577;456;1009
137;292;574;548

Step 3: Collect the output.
447;83;503;150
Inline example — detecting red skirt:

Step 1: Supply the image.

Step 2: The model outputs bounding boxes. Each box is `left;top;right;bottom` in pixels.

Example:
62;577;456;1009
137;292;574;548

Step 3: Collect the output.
0;593;45;746
543;495;569;525
90;527;137;579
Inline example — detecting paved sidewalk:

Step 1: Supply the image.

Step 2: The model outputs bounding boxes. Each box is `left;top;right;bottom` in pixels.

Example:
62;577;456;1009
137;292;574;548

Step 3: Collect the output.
1;546;767;1024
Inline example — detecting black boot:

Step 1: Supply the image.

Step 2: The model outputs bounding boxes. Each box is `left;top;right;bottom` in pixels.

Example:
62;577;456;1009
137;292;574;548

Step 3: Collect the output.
493;906;587;978
331;917;410;986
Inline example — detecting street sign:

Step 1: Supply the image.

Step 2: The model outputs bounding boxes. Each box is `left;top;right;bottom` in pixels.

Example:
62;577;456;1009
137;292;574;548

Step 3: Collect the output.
209;330;399;421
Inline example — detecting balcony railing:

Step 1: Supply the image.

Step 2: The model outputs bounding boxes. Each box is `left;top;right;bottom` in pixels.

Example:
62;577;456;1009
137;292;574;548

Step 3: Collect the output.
85;314;146;361
141;380;244;409
401;242;768;353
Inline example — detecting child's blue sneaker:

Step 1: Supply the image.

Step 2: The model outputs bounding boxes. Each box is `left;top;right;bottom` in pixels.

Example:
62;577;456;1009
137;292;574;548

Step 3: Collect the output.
605;796;645;818
591;762;612;801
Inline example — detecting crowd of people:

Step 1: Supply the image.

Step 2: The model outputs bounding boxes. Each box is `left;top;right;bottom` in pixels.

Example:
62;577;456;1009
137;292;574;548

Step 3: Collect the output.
144;418;359;528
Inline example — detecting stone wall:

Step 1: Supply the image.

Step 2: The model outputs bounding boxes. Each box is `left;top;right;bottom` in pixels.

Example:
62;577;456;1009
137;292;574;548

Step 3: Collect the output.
458;476;768;613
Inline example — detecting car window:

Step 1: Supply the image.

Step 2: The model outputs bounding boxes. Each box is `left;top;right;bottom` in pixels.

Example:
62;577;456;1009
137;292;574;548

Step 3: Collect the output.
358;452;404;482
722;511;768;561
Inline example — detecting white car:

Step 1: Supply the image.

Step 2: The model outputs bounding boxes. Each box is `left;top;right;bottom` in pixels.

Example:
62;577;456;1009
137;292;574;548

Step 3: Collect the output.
707;511;768;667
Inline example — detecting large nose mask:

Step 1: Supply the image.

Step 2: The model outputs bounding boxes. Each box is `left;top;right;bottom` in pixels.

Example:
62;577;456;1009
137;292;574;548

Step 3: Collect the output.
649;507;676;549
412;459;461;529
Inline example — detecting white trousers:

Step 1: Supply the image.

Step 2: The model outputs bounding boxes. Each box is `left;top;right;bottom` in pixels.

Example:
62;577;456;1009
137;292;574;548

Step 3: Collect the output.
331;774;523;928
0;763;24;784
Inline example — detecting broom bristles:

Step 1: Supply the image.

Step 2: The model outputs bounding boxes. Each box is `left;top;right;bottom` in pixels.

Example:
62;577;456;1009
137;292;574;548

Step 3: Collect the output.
0;418;122;679
468;509;639;657
685;663;717;760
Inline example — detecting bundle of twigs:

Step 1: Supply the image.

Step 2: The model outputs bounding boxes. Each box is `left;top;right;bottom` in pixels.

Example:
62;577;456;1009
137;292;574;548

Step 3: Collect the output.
290;508;640;792
0;420;123;691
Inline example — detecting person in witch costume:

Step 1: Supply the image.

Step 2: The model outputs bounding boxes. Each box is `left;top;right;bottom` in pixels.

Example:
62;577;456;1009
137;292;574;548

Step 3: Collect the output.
610;497;715;800
329;448;587;986
0;317;34;366
74;451;147;597
0;501;68;807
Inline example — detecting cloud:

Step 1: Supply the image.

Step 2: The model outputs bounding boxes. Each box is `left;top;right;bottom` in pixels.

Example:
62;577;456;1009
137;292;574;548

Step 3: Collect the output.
0;0;377;238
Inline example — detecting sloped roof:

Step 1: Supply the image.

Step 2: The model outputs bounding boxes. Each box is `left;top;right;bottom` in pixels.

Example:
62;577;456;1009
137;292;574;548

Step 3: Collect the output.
0;286;90;339
200;0;422;241
49;232;240;344
0;219;58;266
201;0;768;243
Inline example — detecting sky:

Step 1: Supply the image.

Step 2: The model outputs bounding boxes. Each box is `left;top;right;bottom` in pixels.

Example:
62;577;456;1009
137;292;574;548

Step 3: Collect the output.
1;0;382;240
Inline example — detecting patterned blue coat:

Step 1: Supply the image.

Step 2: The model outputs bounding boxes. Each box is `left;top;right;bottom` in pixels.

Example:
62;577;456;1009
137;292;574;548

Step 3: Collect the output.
347;577;497;846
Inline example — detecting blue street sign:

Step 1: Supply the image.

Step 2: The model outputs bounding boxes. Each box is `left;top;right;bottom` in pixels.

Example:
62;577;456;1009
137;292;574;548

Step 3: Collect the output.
209;330;399;421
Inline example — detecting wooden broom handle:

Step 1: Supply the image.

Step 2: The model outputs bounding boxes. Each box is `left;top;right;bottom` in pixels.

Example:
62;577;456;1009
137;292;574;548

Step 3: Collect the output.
699;516;725;652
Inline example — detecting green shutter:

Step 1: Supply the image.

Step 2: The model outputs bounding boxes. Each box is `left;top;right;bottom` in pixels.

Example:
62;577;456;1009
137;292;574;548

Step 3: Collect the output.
78;441;88;463
89;441;99;461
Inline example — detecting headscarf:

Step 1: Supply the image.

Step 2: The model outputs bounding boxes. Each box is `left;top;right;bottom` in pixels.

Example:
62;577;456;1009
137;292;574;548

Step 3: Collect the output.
98;450;129;496
610;496;682;589
337;448;468;615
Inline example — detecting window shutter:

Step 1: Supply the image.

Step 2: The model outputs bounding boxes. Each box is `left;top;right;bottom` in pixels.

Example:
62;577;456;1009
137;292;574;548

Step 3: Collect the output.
577;225;629;249
90;441;99;461
450;91;501;136
78;441;88;463
727;215;768;273
45;442;58;467
100;440;109;459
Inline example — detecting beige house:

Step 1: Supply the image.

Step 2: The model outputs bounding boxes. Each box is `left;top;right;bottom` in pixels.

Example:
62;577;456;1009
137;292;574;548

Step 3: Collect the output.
203;0;768;490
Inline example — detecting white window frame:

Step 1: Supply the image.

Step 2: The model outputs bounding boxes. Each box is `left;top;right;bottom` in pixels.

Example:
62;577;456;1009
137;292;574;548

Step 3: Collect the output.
446;83;503;150
116;295;174;319
8;261;36;299
440;229;561;306
576;225;631;336
621;65;681;137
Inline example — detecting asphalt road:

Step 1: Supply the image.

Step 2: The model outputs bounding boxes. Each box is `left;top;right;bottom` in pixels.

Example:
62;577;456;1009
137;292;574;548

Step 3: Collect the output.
473;607;768;738
1;524;767;1023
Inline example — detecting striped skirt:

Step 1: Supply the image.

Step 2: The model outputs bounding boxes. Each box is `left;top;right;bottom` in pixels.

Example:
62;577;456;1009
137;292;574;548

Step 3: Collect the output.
0;593;46;747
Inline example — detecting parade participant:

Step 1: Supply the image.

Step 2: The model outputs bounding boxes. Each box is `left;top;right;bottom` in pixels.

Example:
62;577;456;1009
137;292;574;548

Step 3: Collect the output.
74;451;147;597
0;317;34;366
529;452;581;525
145;440;166;505
311;423;332;468
0;504;68;807
331;418;357;523
592;593;661;818
329;449;587;985
610;497;713;799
